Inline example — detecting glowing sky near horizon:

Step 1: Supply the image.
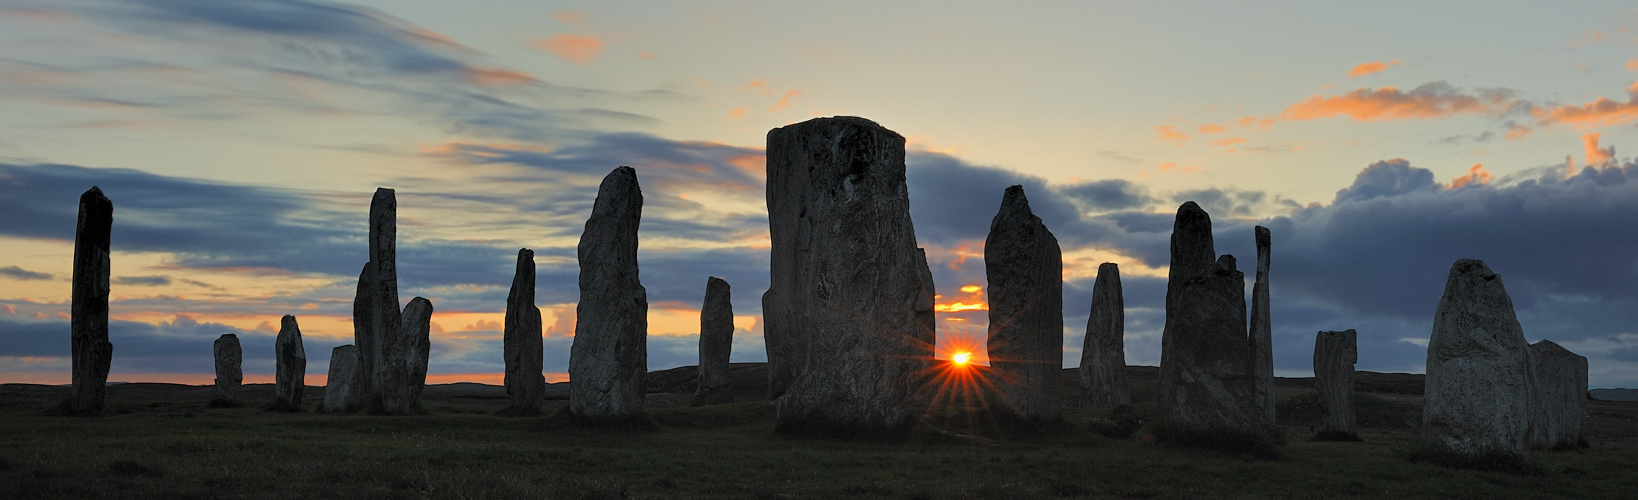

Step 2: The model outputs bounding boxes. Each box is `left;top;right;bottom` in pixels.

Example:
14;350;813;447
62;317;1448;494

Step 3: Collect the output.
2;1;1637;388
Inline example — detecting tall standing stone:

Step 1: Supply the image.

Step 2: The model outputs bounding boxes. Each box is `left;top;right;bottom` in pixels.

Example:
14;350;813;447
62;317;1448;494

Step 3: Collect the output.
985;185;1064;420
366;188;406;413
693;277;735;406
570;166;649;420
351;261;377;409
323;344;363;413
274;315;307;407
1158;201;1258;433
1080;263;1129;409
401;297;433;407
1423;259;1532;459
69;186;113;413
1528;340;1587;449
763;117;928;432
1313;329;1358;438
213;334;242;402
504;248;545;412
1250;226;1275;428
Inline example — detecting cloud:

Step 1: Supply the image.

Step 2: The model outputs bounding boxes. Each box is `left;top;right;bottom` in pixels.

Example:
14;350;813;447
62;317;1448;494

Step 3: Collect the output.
536;34;604;65
1535;82;1638;128
1198;124;1226;134
113;275;172;286
1446;163;1492;189
1058;179;1156;212
769;90;800;112
1280;81;1518;122
727;106;747;120
550;10;584;25
1585;132;1616;167
1347;59;1401;78
1628;58;1638;71
0;266;52;281
1155;125;1188;145
1210;137;1246;147
1331;159;1440;203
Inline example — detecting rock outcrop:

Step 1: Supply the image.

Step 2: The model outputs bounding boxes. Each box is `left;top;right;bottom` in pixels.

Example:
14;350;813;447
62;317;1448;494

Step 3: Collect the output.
693;277;735;406
570;166;649;420
763;117;929;433
1250;226;1275;428
1313;329;1358;438
1158;202;1259;433
985;185;1064;420
1080;263;1129;409
70;186;114;413
323;344;363;413
274;315;307;407
1423;259;1532;459
1528;340;1587;449
504;248;545;412
401;297;433;407
213;334;242;402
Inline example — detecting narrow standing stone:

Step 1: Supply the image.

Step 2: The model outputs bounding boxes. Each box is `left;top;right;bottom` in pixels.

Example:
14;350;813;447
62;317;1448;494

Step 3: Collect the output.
1423;259;1531;460
401;297;433;408
70;186;114;413
1080;263;1129;409
1528;340;1587;449
504;248;545;412
570;166;649;420
323;344;363;413
693;276;735;406
985;185;1064;420
213;334;242;402
1313;329;1358;438
274;315;307;407
1250;226;1275;429
367;188;406;413
913;248;937;376
1158;201;1258;433
351;261;377;409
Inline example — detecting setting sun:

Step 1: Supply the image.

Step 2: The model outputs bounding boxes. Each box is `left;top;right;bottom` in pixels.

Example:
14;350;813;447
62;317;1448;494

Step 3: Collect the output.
952;352;971;365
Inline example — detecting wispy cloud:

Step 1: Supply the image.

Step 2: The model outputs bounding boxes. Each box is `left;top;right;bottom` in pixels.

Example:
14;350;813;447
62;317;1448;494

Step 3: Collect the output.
1534;82;1638;128
536;34;605;65
1155;125;1188;145
1347;59;1401;78
0;266;52;281
1281;81;1518;122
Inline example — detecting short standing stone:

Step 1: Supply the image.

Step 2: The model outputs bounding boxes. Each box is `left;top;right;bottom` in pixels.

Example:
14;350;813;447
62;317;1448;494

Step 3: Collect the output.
570;166;649;420
274;315;307;407
323;344;363;413
1158;202;1258;433
985;185;1063;420
504;248;545;412
1250;226;1275;428
213;334;242;402
1528;340;1587;449
70;186;114;413
1313;329;1358;438
693;276;735;406
401;297;433;407
1080;263;1129;409
1423;259;1531;459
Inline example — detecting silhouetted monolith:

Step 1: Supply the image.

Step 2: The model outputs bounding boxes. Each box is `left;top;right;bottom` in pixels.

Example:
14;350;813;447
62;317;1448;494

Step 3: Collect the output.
504;248;545;412
323;344;363;413
401;297;433;407
1424;259;1531;459
986;185;1063;420
1080;263;1129;409
694;277;735;406
763;117;928;433
1314;329;1358;439
1158;202;1258;433
274;315;306;407
351;261;376;408
69;186;113;413
913;248;937;375
1251;226;1275;428
570;166;649;420
213;334;242;402
1528;340;1587;450
366;188;407;413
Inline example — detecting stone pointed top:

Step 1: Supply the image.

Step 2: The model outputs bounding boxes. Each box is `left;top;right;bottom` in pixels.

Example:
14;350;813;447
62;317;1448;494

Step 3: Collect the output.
510;248;536;304
706;275;729;293
1254;225;1271;247
1169;201;1216;284
991;185;1047;230
591;167;642;216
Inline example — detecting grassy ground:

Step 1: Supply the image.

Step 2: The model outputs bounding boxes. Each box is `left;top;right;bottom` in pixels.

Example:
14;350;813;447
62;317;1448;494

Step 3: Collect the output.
2;367;1636;499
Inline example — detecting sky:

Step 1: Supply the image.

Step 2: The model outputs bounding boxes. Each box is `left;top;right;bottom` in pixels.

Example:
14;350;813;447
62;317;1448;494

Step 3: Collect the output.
2;0;1637;388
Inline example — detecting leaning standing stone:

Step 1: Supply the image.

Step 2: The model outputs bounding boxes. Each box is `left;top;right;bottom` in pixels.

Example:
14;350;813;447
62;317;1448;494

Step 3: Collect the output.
274;315;307;407
213;334;242;402
1158;201;1258;433
401;297;433;408
1313;329;1358;439
1080;263;1129;409
504;248;545;412
1527;340;1587;450
570;166;649;421
693;277;735;406
70;186;114;413
323;344;363;413
1250;226;1275;428
1423;259;1531;459
985;185;1064;420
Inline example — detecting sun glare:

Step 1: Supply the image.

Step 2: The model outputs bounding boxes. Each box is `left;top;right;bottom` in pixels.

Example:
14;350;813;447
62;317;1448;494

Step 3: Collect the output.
952;352;971;365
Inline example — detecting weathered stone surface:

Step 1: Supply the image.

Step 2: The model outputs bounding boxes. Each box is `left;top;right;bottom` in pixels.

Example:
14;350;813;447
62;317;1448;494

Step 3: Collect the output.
986;185;1064;420
570;166;649;420
1423;259;1532;459
323;344;363;413
274;315;307;406
1158;201;1258;433
1528;340;1587;449
351;261;377;409
401;297;433;407
504;248;545;412
763;117;928;432
913;248;937;375
213;334;242;402
1314;329;1358;437
1251;226;1275;428
70;186;114;413
366;187;407;414
1080;263;1129;409
693;277;735;406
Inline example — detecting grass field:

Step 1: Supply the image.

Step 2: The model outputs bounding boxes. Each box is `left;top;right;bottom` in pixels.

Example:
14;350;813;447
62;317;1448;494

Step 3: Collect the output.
2;364;1636;499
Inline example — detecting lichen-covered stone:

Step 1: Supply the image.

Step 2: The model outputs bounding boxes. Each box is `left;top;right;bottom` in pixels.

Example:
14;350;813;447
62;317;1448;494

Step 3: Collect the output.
1528;340;1587;449
504;248;545;412
693;277;735;406
1158;202;1258;433
70;186;113;413
570;166;649;420
323;344;363;413
1314;329;1358;437
1080;263;1129;409
1250;226;1275;428
985;185;1063;420
213;334;242;402
1423;259;1531;459
274;315;307;406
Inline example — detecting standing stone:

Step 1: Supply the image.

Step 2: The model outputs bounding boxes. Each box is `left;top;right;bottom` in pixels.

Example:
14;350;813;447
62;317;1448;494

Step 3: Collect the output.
1158;201;1258;433
69;186;113;413
367;188;407;413
985;185;1064;420
1080;263;1129;409
1528;340;1587;449
323;344;363;413
351;261;377;409
401;297;433;407
1313;329;1358;438
913;248;937;375
1250;226;1275;428
274;315;307;407
570;166;649;420
763;117;928;432
213;334;242;402
693;277;735;406
504;248;545;412
1423;259;1532;459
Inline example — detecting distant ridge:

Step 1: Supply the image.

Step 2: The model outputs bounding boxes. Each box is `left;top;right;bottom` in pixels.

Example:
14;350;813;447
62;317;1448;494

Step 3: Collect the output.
1590;388;1638;402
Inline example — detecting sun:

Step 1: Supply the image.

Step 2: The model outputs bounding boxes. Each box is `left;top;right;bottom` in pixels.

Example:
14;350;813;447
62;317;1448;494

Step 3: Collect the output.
952;352;971;365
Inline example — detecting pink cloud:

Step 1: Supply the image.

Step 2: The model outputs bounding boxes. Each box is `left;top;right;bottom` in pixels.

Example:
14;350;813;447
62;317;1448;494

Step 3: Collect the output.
770;90;801;112
1535;82;1638;128
536;34;604;65
1156;125;1188;145
1198;124;1226;134
1281;82;1515;122
1448;163;1492;189
1584;132;1615;167
1347;59;1401;78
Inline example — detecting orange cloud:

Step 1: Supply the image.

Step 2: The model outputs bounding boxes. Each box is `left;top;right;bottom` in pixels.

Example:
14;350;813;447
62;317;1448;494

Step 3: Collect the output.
1198;124;1226;134
638;51;659;61
1347;59;1401;78
728;106;747;120
465;67;538;87
536;34;604;65
1281;82;1514;122
551;10;584;25
1628;58;1638;71
1210;137;1247;147
1535;84;1638;128
1505;122;1533;140
1156;162;1203;173
1237;116;1275;130
740;80;772;94
1449;163;1492;189
1584;132;1616;167
770;90;801;112
934;283;987;312
1156;125;1188;145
